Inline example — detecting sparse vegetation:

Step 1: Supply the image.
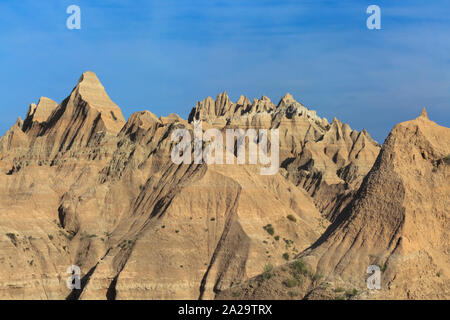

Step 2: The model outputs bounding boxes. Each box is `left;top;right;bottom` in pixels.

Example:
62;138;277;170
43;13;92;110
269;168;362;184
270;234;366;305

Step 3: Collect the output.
345;288;358;298
175;230;179;233
80;231;97;239
444;154;450;165
288;290;299;297
262;264;274;280
283;278;299;288
274;235;280;241
334;287;344;293
210;218;215;221
287;215;297;222
263;224;275;236
378;263;387;272
119;239;135;249
311;272;323;283
48;234;53;240
6;233;17;247
232;290;242;297
282;253;289;261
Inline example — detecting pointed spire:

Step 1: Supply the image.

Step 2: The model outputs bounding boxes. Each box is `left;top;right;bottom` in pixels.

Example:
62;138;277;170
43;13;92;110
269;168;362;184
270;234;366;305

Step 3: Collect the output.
420;107;428;119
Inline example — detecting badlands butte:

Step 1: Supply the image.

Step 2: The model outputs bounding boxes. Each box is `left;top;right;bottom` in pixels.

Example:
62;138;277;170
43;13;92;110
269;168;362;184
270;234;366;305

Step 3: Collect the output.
0;71;448;300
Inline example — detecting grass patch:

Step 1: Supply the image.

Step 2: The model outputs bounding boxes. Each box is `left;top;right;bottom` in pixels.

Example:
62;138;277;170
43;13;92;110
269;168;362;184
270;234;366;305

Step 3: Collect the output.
334;287;344;293
345;288;358;299
291;259;309;278
232;290;242;297
283;278;299;288
262;264;274;280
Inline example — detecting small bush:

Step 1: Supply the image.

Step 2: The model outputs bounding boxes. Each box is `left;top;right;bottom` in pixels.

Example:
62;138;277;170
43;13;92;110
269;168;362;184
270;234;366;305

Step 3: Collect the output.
263;224;275;236
291;259;309;280
444;155;450;165
282;253;290;261
311;272;323;283
283;278;299;288
232;290;242;297
288;290;299;297
334;287;344;293
287;215;297;222
345;288;358;298
262;264;274;280
6;233;17;247
274;235;280;241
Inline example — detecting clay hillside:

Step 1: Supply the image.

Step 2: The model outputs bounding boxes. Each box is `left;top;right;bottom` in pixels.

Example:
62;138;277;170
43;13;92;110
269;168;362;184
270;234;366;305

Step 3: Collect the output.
0;71;447;300
217;109;449;300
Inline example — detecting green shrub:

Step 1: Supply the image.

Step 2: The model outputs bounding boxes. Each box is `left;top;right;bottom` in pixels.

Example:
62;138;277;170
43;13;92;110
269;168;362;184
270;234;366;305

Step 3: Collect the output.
291;259;309;280
274;235;280;241
262;264;274;280
288;290;299;297
263;224;275;236
283;278;299;288
6;233;17;247
334;287;344;293
345;288;358;298
287;215;297;222
444;155;450;165
282;253;290;261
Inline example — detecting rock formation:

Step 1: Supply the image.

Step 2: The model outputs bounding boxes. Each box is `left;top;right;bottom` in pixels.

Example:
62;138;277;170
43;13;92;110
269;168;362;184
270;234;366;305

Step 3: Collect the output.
0;71;447;300
217;108;449;300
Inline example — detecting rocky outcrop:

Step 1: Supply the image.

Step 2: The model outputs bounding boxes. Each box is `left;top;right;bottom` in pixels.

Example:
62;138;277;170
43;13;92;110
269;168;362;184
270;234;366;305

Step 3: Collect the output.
0;72;326;299
188;92;380;222
217;109;449;300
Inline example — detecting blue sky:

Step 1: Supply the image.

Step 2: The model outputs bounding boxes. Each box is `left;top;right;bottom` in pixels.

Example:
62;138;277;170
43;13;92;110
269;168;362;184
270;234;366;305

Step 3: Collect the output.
0;0;449;142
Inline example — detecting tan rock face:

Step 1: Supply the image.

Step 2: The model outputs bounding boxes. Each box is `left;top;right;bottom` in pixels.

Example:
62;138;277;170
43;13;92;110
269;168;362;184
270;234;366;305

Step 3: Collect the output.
217;109;449;300
0;72;327;299
188;92;380;222
0;71;446;300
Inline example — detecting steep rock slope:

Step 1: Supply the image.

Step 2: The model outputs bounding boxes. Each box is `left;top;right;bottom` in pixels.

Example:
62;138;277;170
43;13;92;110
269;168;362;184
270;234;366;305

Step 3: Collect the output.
0;72;330;299
218;109;449;300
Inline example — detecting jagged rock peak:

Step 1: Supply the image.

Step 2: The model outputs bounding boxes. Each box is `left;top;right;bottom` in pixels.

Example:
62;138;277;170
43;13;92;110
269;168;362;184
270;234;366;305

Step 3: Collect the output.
22;97;58;131
73;71;125;118
279;93;295;105
419;107;428;119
